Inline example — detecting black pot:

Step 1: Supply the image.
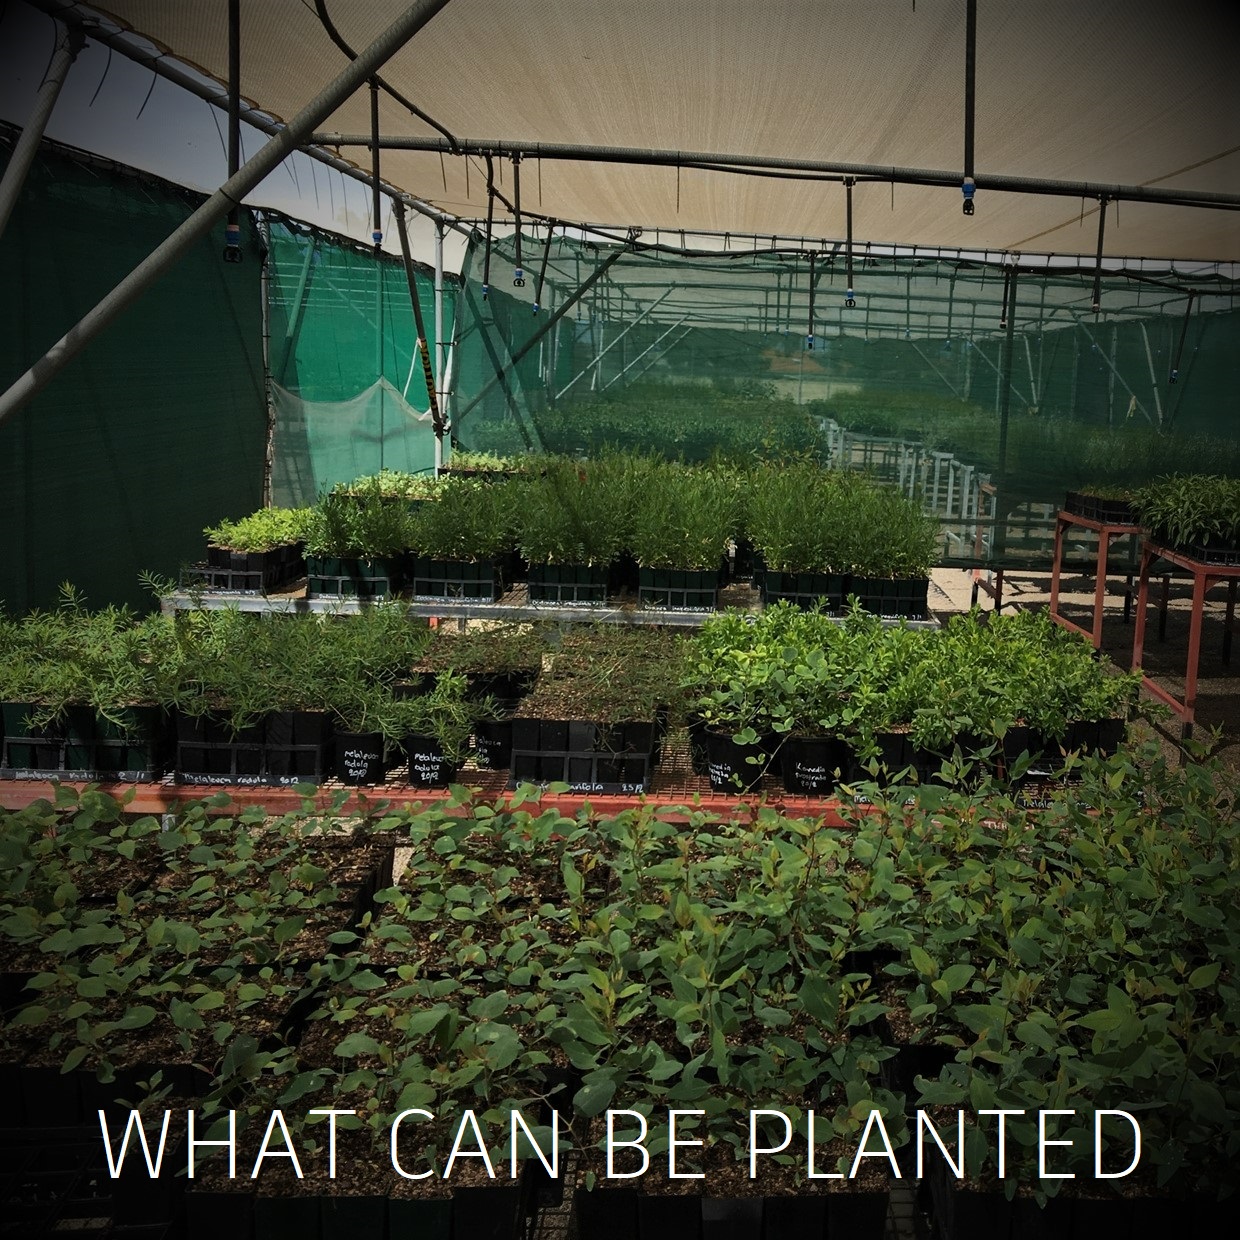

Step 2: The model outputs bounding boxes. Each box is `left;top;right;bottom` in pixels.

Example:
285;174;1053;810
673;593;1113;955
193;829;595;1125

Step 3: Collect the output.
854;731;930;785
999;724;1048;774
386;1197;452;1237
780;735;852;796
451;1184;524;1240
637;1193;704;1239
702;1195;764;1238
334;731;385;785
319;1194;388;1239
254;1193;320;1240
762;1195;826;1238
687;714;710;776
475;717;514;769
468;670;538;703
403;733;458;788
1062;717;1126;757
574;1186;639;1240
704;727;773;793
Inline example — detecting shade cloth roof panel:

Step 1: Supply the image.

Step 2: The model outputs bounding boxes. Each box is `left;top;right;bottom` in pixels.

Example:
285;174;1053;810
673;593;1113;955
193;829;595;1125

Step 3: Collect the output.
85;0;1240;260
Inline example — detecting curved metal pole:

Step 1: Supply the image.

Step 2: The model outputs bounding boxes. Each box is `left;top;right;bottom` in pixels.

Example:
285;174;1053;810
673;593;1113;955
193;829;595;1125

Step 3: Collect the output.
0;0;454;429
0;21;83;241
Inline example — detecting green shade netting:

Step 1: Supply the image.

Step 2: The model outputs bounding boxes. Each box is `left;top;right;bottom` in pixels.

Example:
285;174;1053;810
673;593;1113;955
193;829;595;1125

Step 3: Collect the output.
271;379;433;506
0;136;265;613
451;232;1240;566
264;217;451;500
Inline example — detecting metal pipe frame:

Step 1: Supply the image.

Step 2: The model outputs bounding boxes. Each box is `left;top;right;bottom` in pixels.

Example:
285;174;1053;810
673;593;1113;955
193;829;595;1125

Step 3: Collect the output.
0;19;82;241
554;289;673;399
0;0;456;428
311;133;1240;212
24;0;465;235
602;318;691;391
225;0;240;247
452;248;625;428
392;199;443;437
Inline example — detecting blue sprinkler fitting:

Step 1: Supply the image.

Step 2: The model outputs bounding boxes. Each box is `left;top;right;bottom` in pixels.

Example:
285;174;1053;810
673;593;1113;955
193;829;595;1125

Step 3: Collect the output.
962;177;976;215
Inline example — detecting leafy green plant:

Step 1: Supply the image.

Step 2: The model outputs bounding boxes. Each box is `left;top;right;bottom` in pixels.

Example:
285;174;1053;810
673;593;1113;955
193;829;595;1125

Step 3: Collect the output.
204;507;311;553
628;459;740;570
303;478;414;558
1132;474;1240;550
407;476;518;562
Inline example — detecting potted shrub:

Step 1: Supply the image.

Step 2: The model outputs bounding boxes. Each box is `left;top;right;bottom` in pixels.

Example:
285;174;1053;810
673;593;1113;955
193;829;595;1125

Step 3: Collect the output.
397;671;495;787
303;478;414;598
629;461;738;610
406;476;518;601
519;455;635;605
1131;474;1240;563
510;626;676;791
199;506;310;592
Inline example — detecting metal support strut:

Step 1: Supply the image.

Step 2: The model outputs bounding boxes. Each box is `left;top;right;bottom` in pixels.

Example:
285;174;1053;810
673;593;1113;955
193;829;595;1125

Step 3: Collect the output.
481;154;495;299
806;252;816;348
1092;196;1108;314
512;154;524;286
0;0;455;429
534;221;555;313
370;79;383;247
392;200;444;441
0;21;83;243
962;0;976;215
1169;292;1195;384
453;249;625;428
223;0;242;261
844;179;856;308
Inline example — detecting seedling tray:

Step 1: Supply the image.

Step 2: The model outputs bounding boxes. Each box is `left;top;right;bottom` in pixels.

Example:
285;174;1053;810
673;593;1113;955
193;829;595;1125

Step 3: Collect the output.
1174;541;1240;566
1;737;164;782
637;564;725;611
408;556;503;602
306;556;398;599
758;569;848;612
509;718;657;793
527;563;609;606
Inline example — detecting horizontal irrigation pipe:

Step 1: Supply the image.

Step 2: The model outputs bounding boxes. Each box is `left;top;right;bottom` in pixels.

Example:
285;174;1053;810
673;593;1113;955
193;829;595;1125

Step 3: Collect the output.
310;133;1240;212
25;0;466;235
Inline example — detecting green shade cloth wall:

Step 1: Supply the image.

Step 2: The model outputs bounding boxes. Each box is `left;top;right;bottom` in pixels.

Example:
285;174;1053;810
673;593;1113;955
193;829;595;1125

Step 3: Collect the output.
0;133;267;614
264;217;450;501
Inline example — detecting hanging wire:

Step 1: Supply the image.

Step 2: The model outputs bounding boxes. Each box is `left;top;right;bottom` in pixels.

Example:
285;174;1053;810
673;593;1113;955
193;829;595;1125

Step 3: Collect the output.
88;44;113;107
135;66;158;119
